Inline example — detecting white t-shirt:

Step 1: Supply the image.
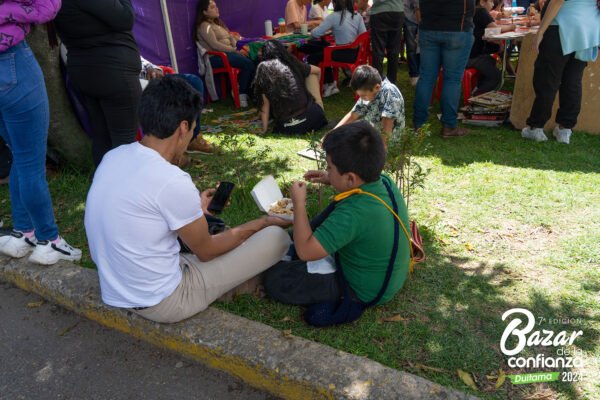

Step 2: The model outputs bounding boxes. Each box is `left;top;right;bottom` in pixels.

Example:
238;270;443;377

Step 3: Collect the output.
85;143;203;308
309;3;325;20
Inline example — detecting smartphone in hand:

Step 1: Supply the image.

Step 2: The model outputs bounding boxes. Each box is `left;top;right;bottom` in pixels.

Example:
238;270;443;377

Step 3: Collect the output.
207;181;235;214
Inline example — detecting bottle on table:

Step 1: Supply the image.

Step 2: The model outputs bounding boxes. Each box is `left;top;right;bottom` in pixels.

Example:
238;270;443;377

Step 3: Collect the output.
278;18;286;34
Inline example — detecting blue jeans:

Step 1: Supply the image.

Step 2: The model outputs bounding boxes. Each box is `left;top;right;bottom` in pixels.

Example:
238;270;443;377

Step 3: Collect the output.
210;52;256;96
178;73;204;139
403;20;420;78
0;41;58;240
413;30;474;129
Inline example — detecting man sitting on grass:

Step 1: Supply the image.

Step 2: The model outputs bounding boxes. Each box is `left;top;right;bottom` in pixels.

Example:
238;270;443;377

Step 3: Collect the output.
85;76;291;323
335;65;406;144
264;121;410;308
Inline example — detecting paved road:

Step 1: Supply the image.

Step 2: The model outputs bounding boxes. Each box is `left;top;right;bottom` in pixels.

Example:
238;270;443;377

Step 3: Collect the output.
0;282;278;400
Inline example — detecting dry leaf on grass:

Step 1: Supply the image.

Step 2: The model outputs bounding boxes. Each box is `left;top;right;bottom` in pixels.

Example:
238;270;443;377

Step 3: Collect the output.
282;329;293;338
495;369;506;389
465;242;475;252
26;300;45;309
415;363;450;374
457;369;478;391
379;314;407;323
279;316;291;322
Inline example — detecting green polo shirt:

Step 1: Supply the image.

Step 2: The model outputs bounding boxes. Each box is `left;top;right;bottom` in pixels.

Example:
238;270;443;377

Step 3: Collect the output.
313;175;410;304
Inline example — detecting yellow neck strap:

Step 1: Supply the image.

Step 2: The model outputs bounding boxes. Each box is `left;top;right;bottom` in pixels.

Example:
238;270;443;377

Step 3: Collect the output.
334;188;414;273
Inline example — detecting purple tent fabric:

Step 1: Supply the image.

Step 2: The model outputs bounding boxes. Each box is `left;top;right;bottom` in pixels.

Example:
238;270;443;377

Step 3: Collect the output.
131;0;294;74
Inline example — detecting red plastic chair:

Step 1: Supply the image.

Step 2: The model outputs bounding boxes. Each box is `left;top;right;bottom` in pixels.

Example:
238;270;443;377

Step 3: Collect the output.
206;51;241;109
431;67;480;106
318;31;371;93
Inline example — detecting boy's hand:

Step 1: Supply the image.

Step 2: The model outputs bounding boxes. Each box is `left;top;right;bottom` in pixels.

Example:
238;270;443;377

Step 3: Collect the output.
290;181;307;207
304;170;330;185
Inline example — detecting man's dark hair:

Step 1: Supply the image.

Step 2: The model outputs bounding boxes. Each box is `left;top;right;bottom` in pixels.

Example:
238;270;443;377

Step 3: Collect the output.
138;75;202;139
350;65;382;91
322;121;385;183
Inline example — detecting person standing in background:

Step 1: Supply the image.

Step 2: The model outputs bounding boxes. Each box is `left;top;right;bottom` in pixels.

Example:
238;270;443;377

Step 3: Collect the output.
413;0;475;138
521;0;600;144
0;0;82;265
403;0;421;86
369;0;405;85
54;0;142;168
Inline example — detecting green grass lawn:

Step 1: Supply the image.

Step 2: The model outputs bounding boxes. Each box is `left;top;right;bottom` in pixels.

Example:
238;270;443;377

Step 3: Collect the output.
1;65;598;400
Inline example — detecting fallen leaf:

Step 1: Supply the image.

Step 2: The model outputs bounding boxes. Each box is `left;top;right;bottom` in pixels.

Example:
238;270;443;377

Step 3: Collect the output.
457;369;478;391
450;229;460;237
465;242;475;252
58;321;79;336
282;329;292;338
380;314;407;323
26;300;44;309
415;363;449;374
279;316;291;322
495;369;506;389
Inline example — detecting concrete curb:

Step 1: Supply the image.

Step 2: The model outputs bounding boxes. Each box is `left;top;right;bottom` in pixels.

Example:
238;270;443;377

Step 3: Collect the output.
1;256;477;400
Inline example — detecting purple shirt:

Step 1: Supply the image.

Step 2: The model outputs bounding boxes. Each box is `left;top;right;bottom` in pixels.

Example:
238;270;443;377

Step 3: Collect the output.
0;0;62;52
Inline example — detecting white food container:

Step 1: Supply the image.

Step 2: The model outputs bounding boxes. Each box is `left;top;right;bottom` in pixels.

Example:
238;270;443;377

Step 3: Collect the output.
251;175;294;220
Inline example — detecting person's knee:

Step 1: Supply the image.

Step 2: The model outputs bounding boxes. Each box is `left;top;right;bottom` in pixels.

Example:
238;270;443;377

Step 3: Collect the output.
261;226;292;255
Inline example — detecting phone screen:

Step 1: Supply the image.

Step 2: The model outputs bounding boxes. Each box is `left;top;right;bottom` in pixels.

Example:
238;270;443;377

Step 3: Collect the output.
207;182;235;214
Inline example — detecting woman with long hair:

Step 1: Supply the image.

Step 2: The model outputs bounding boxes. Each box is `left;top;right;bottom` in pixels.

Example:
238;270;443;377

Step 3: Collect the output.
308;0;366;96
195;0;256;107
253;40;327;135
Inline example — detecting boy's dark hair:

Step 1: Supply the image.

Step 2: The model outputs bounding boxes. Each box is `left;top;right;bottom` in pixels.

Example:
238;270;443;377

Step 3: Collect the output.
138;75;202;140
350;65;382;91
322;121;385;183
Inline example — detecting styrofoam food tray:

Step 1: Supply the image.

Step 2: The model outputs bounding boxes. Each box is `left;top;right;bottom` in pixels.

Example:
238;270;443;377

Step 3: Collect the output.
250;175;294;220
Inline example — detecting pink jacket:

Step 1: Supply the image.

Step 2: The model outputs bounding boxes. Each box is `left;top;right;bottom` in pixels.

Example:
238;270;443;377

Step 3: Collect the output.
0;0;61;52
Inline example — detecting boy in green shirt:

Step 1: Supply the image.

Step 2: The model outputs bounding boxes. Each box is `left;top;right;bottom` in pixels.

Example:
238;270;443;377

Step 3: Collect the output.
264;121;410;306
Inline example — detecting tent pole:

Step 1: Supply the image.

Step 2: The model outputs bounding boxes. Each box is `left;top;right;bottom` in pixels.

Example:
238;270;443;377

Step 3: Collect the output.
159;0;179;72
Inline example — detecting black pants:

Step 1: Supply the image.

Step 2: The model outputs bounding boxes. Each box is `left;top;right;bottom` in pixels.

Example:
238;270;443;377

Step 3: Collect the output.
370;12;404;85
69;67;141;167
467;55;501;96
274;101;328;135
526;26;588;129
264;259;341;306
307;48;359;83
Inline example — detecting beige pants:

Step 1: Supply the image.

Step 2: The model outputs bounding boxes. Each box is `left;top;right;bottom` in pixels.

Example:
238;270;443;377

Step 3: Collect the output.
134;226;290;323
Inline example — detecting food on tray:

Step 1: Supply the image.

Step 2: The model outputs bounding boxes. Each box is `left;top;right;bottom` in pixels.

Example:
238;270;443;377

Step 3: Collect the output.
269;198;293;215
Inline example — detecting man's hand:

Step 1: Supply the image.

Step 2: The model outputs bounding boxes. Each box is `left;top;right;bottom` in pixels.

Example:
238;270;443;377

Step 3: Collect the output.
290;181;307;208
263;215;293;228
304;170;330;185
200;188;216;215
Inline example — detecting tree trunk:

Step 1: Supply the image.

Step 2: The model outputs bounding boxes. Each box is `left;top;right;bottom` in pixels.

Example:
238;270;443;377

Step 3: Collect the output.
28;26;93;171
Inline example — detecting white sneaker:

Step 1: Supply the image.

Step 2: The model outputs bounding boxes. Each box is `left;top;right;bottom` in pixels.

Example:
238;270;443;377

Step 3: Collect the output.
239;94;249;108
0;230;37;258
323;83;339;98
410;77;419;86
29;236;82;265
553;126;572;144
521;126;548;142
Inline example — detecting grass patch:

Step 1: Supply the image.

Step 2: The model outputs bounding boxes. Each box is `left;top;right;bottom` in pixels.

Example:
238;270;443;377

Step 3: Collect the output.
1;65;598;399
